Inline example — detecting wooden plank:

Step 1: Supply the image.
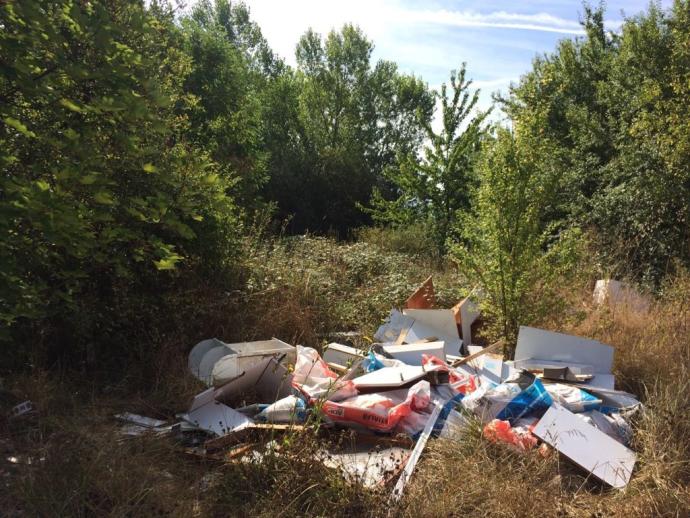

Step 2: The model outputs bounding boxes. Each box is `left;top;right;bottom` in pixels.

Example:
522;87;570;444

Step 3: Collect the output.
450;339;504;368
204;423;306;452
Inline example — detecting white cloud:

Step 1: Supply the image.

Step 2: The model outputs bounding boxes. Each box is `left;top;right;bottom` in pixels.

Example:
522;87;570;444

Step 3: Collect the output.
241;0;597;68
396;8;586;35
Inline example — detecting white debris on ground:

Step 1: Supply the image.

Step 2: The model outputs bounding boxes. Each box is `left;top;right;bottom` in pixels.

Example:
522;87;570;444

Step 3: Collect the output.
117;276;642;496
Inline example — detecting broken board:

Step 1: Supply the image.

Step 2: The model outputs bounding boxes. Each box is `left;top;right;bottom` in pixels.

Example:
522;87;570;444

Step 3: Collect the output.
515;327;614;374
404;276;435;310
352;366;426;389
402;309;463;356
533;404;636;488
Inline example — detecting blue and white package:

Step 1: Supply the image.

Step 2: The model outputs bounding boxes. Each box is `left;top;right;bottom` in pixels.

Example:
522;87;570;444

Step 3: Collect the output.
463;372;553;424
495;376;553;423
543;383;602;413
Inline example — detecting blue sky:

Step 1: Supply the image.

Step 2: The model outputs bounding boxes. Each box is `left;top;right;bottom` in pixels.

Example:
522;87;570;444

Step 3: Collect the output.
242;0;672;118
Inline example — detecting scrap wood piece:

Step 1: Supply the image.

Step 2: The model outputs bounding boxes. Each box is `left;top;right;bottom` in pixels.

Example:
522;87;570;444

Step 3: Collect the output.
450;340;504;368
451;288;481;345
327;362;348;374
390;402;444;501
224;442;260;461
404;276;435;310
204;423;306;452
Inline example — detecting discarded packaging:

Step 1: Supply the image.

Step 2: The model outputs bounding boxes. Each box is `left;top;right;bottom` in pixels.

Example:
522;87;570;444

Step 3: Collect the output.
188;338;295;387
119;281;644;495
593;279;650;313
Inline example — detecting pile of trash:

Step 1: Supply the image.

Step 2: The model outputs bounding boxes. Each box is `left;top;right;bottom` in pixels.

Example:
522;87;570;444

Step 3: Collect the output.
117;277;642;496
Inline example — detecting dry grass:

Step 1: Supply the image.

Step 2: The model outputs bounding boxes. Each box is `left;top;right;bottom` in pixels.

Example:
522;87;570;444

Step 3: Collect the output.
401;277;690;517
3;238;690;517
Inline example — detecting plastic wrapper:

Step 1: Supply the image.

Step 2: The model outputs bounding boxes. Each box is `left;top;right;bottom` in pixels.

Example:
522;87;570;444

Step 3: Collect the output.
483;417;539;451
321;380;431;432
255;395;307;423
422;354;478;394
462;373;553;424
291;345;357;402
543;383;602;413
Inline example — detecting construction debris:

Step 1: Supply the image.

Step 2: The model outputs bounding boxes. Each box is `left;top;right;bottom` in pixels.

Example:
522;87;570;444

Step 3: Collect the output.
116;279;643;494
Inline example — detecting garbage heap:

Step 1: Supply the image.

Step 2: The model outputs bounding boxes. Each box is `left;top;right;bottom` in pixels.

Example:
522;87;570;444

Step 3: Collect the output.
117;277;641;497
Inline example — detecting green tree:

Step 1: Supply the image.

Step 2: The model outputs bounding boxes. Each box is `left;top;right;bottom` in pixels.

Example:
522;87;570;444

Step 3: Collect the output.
180;0;272;213
0;0;239;360
370;64;489;254
277;24;433;234
451;129;579;351
503;2;690;284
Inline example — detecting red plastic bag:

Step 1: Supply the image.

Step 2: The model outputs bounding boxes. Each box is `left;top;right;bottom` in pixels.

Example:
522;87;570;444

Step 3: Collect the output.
483;418;538;451
321;380;431;432
292;345;356;402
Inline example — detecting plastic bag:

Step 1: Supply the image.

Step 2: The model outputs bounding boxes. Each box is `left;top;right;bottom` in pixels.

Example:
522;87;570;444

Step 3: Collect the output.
422;354;478;394
321;380;431;432
463;373;553;424
495;376;553;423
483;418;539;451
291;345;357;402
543;383;602;413
255;395;307;423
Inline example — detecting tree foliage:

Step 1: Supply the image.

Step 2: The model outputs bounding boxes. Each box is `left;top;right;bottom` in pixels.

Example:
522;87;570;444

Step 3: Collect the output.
451;129;579;348
0;0;239;357
271;25;434;234
503;1;690;284
370;64;489;253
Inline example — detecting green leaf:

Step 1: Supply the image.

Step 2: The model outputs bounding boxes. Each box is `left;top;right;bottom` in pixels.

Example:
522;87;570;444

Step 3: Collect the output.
3;117;36;138
59;99;83;112
80;173;99;185
142;163;157;173
153;254;183;271
94;191;115;205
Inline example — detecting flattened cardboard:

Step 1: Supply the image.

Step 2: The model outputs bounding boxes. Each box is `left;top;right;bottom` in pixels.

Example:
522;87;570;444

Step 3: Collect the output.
352;366;426;389
402;309;463;356
374;310;415;343
381;341;445;365
184;388;253;437
214;357;293;405
513;358;595;376
211;339;296;387
404;276;435;310
323;343;366;367
515;327;614;374
452;297;480;345
533;404;636;488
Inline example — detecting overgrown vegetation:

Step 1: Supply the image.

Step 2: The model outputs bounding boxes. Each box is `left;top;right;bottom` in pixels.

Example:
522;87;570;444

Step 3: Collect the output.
2;0;690;515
